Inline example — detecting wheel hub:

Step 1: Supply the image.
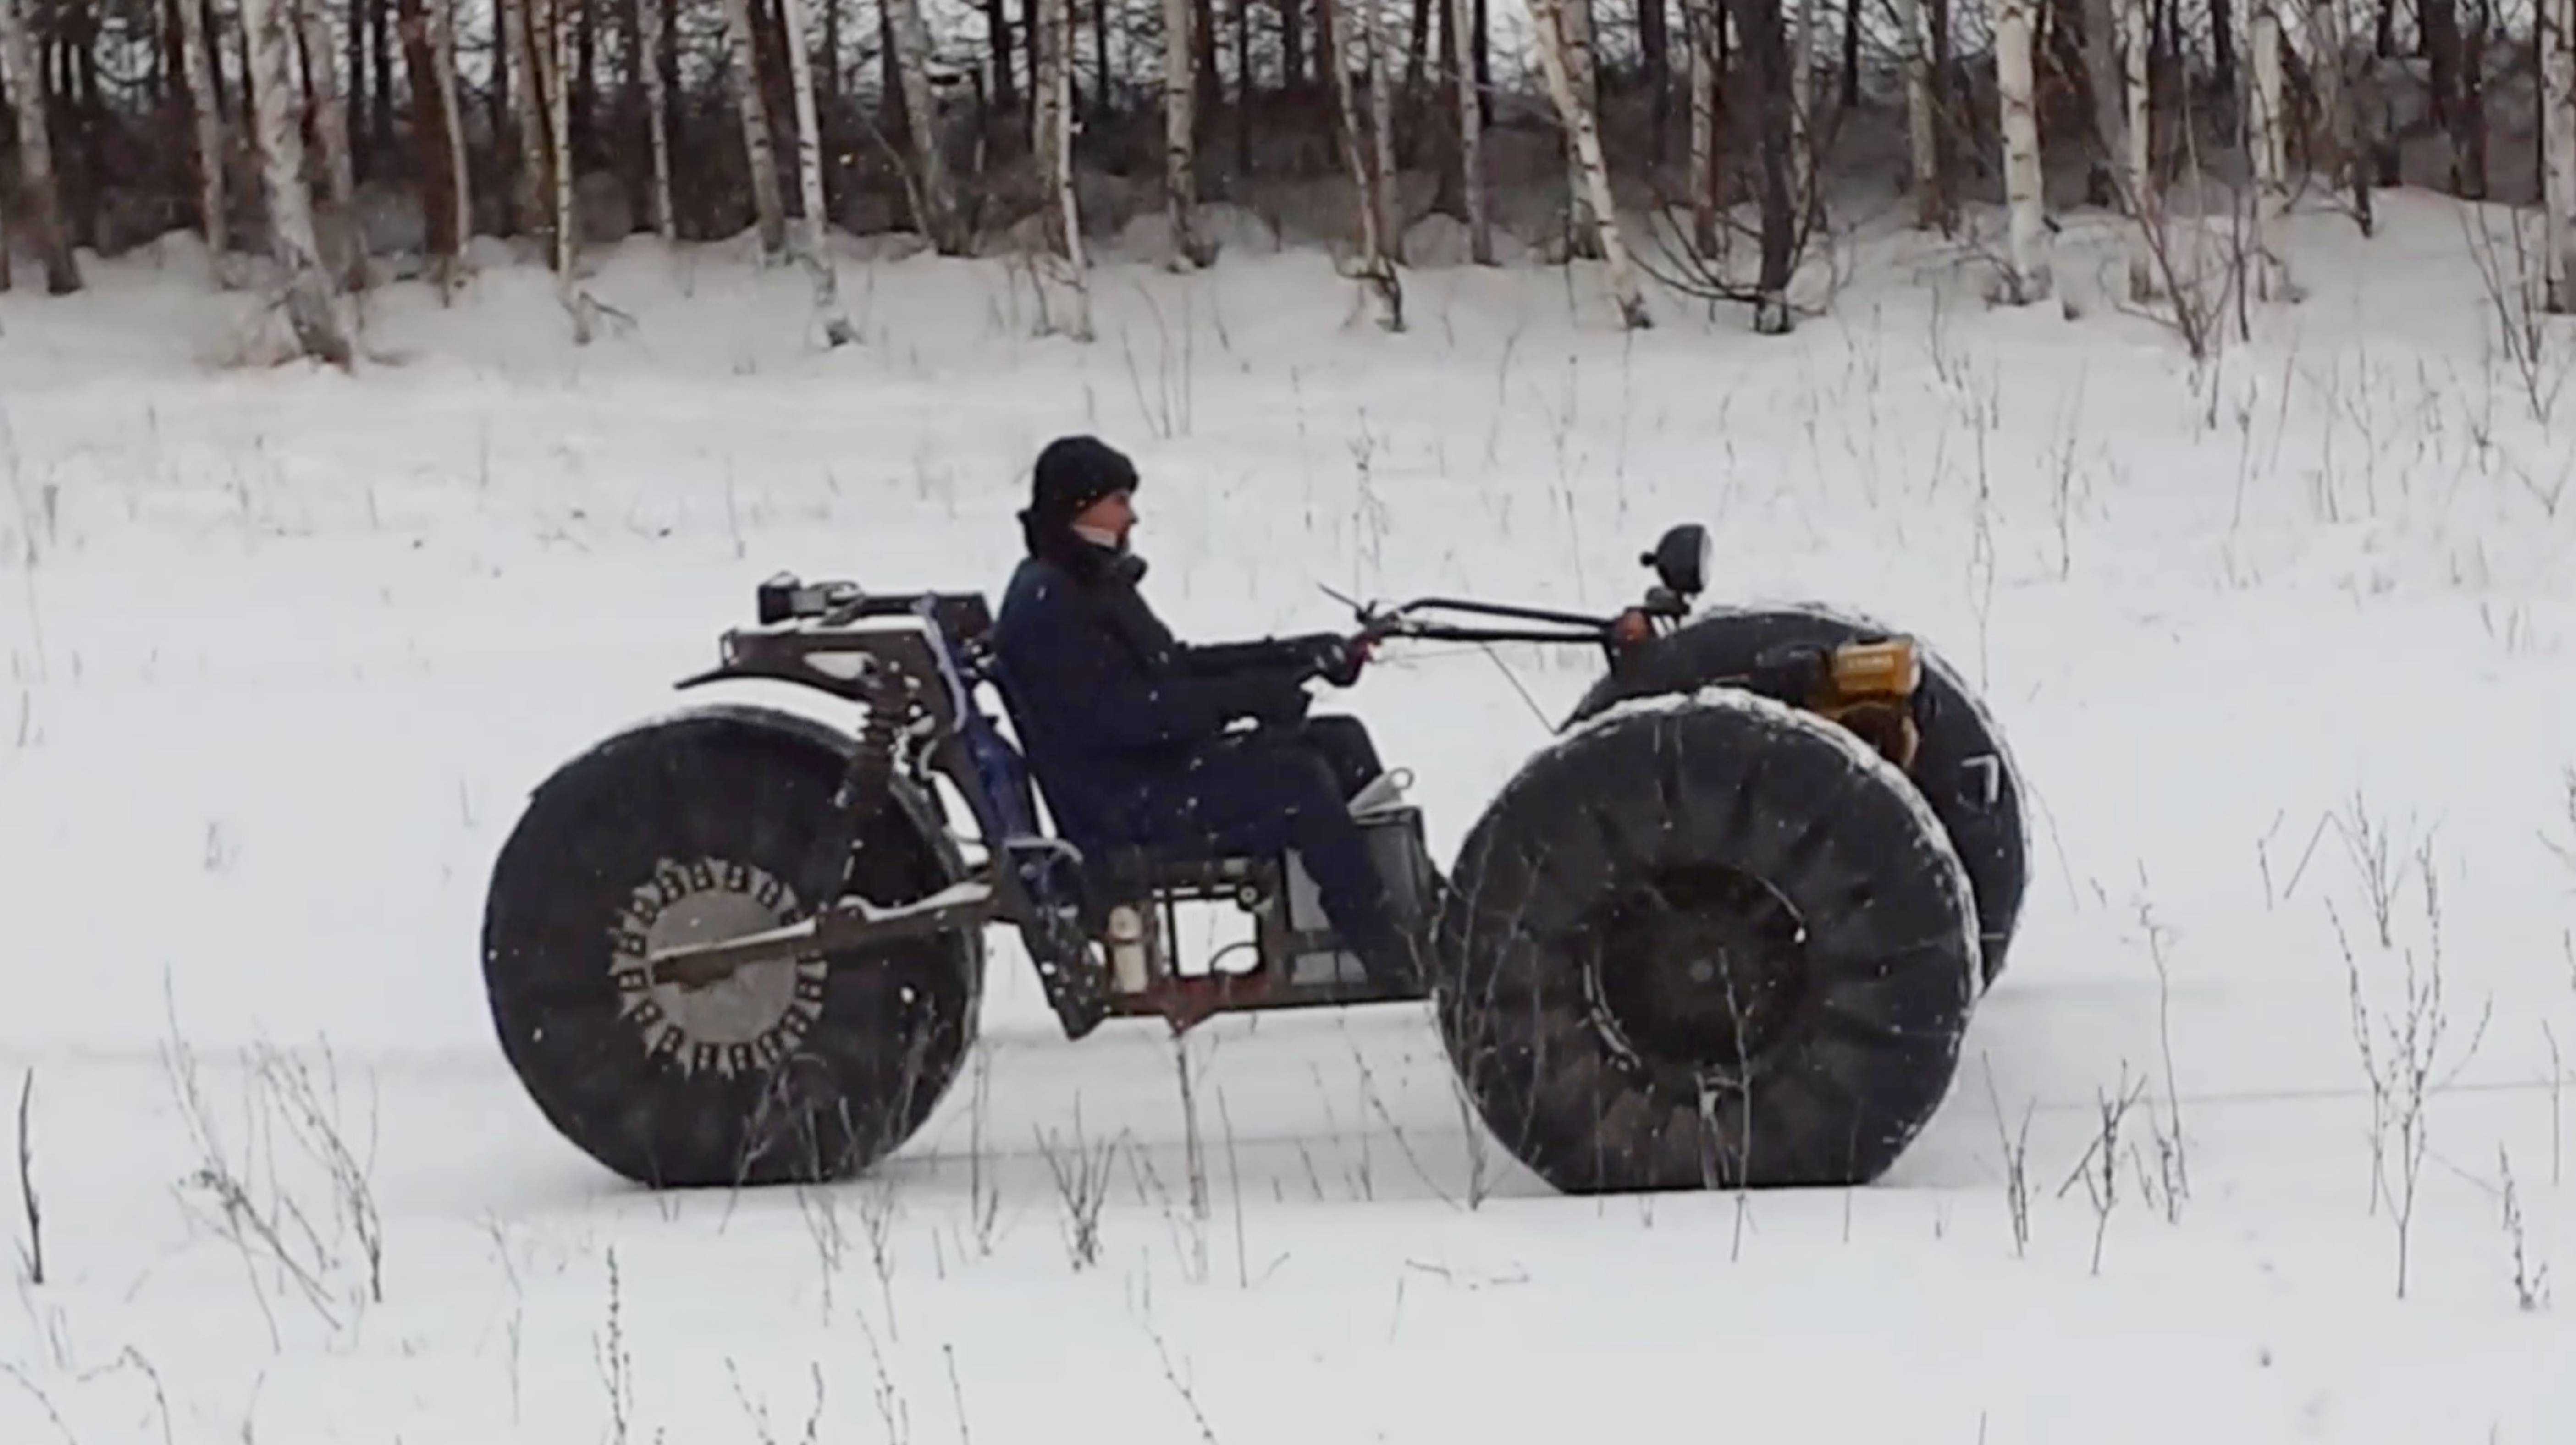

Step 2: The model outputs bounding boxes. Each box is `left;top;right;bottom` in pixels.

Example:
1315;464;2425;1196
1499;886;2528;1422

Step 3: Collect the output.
1582;863;1812;1082
606;858;826;1078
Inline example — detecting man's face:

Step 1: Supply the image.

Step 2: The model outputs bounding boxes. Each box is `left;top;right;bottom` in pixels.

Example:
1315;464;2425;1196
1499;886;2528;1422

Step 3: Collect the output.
1072;489;1136;546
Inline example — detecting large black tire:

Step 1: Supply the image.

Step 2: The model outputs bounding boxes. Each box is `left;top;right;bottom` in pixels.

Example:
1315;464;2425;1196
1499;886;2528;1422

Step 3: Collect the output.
1567;603;2028;985
481;704;983;1189
1431;691;1982;1193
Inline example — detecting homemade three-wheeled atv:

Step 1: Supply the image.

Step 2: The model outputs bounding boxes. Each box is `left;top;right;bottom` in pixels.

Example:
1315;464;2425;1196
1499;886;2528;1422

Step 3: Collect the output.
480;524;2028;1195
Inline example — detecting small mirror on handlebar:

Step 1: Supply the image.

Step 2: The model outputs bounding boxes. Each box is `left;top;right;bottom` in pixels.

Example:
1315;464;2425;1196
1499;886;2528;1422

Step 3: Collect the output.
1643;523;1712;602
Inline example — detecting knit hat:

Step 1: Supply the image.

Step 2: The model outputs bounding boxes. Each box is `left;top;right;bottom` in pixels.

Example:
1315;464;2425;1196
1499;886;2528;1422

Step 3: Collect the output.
1020;435;1139;558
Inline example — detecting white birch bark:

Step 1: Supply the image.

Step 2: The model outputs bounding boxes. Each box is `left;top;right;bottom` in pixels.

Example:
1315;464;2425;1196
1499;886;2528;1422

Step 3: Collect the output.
295;0;356;218
2544;0;2576;311
638;0;676;239
1995;0;2052;302
1162;0;1206;265
1448;0;1490;262
431;0;471;266
242;0;351;361
2304;0;2351;198
1527;0;1649;326
2121;0;2157;299
1789;0;1813;219
884;0;964;253
1685;0;1718;255
2248;0;2289;298
0;0;76;292
1365;0;1400;263
545;0;576;279
777;0;855;341
723;0;788;256
1035;0;1092;339
1556;0;1601;256
505;0;552;242
1324;0;1402;328
1899;0;1942;229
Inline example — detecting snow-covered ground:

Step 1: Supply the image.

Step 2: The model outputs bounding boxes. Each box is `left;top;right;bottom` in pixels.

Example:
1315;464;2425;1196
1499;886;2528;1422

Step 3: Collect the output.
4;193;2575;1442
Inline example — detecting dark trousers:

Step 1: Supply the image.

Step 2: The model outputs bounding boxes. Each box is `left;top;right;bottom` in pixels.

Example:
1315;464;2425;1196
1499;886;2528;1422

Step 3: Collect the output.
1128;714;1405;971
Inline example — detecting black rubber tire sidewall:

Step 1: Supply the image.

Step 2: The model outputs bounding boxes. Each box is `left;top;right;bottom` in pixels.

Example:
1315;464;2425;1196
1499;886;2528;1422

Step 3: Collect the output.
1432;692;1982;1193
1567;603;2028;984
482;707;981;1189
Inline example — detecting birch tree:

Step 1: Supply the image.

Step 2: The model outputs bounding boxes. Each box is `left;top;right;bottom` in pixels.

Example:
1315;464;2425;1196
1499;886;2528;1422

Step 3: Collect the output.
1324;0;1402;327
1556;0;1602;257
1899;0;1944;230
399;0;472;291
1162;0;1210;265
1365;0;1400;264
1528;0;1649;326
723;0;787;256
1448;0;1490;262
505;0;555;249
639;0;676;239
884;0;966;253
1684;0;1719;255
778;0;856;341
2247;0;2291;298
177;0;229;267
1034;0;1093;338
2119;0;2157;298
0;0;80;293
295;0;357;226
2545;0;2575;310
1994;0;2052;301
243;0;353;362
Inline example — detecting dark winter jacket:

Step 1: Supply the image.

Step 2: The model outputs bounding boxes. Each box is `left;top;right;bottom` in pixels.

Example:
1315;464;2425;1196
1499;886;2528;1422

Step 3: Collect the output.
990;539;1338;850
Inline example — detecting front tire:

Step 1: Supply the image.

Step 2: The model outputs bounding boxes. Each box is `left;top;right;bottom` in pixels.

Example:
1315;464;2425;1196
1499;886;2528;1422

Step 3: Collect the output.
481;705;982;1189
1432;690;1982;1193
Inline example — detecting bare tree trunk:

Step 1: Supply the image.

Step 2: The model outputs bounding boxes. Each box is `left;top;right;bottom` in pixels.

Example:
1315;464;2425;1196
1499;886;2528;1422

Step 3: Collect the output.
2546;0;2575;309
1788;0;1812;218
1035;0;1092;337
884;0;964;252
2120;0;2156;298
2079;0;2127;208
1556;0;1601;256
243;0;352;359
636;0;673;237
1996;0;2052;301
1448;0;1489;260
1162;0;1208;263
1685;0;1718;254
1364;0;1401;262
2304;0;2357;220
775;0;853;341
396;0;467;291
296;0;356;221
544;0;576;278
1899;0;1943;229
433;0;469;259
723;0;786;254
175;0;229;265
1529;0;1648;325
0;0;78;292
506;0;553;242
1324;0;1402;326
2248;0;2290;297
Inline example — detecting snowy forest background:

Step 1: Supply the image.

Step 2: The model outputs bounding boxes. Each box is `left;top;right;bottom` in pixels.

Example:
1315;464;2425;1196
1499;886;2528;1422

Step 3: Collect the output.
0;0;2573;353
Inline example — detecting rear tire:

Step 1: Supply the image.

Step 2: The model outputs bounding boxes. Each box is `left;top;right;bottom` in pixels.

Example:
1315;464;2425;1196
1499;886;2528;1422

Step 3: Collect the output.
1568;603;2028;985
481;705;982;1189
1431;691;1982;1193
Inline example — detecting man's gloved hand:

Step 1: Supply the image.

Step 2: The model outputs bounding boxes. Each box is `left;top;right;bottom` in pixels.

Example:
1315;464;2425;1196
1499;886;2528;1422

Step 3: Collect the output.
1301;632;1373;688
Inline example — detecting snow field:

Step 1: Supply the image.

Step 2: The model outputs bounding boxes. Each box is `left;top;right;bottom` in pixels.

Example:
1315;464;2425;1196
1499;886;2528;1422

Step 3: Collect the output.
1;188;2575;1440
